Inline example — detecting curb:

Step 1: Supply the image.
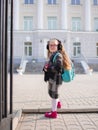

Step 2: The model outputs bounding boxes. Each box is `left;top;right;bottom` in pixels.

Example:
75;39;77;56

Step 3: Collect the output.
22;108;98;113
12;110;22;130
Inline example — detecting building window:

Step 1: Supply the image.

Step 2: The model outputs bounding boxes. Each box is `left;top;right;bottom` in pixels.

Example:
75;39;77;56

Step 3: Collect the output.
72;17;81;31
94;18;98;31
24;16;33;31
96;43;98;57
73;42;81;57
71;0;80;5
94;0;98;5
24;42;32;56
24;0;34;4
48;17;57;30
48;0;56;4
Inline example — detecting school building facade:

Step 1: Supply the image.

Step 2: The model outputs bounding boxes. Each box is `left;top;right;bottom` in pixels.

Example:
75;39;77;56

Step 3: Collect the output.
9;0;98;64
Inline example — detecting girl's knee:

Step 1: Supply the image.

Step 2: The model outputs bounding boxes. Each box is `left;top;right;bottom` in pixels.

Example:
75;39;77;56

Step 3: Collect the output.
49;90;58;99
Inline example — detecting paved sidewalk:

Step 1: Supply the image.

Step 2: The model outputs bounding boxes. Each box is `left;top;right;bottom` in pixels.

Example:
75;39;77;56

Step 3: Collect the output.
13;73;98;130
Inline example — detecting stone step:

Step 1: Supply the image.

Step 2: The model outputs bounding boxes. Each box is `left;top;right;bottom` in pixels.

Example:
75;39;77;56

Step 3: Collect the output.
25;62;85;74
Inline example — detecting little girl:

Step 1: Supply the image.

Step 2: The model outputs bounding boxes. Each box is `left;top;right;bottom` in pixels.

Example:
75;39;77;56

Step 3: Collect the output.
43;38;71;118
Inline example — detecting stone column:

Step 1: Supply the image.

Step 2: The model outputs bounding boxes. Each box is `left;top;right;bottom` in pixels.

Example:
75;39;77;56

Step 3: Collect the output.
85;0;91;31
61;0;67;30
13;0;19;30
37;0;43;29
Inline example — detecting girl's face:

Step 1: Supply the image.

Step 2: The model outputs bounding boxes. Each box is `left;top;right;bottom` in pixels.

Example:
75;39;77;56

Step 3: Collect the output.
49;40;58;53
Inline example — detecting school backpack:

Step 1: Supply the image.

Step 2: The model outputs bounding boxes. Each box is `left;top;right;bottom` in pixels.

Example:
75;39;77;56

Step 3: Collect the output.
53;52;75;82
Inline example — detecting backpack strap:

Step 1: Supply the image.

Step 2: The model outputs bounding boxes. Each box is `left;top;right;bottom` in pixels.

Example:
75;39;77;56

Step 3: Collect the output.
53;52;60;63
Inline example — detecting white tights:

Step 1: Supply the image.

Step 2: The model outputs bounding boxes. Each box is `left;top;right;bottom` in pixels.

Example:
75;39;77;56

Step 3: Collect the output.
52;98;60;111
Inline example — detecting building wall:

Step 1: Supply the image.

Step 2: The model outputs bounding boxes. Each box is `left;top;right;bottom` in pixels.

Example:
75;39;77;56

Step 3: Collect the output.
14;0;98;31
9;0;98;63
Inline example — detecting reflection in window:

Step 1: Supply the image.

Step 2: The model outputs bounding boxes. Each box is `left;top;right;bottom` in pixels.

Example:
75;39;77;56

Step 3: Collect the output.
48;0;56;4
72;17;81;31
73;42;81;57
48;17;57;30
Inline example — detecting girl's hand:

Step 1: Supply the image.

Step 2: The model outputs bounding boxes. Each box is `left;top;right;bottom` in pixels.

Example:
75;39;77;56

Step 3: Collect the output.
43;63;49;72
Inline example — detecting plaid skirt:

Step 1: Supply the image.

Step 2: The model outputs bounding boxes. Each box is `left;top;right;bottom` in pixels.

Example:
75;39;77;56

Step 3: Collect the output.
48;78;60;99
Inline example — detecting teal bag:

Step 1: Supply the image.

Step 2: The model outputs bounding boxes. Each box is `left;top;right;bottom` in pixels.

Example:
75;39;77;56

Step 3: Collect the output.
53;52;75;82
61;63;75;82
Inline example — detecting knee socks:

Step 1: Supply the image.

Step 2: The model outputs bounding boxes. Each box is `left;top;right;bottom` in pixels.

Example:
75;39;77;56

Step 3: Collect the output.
52;98;59;111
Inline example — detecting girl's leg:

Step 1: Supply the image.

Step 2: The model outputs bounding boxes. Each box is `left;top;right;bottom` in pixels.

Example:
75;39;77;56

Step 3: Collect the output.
45;80;61;118
56;86;62;108
45;98;57;118
52;98;58;111
52;98;61;109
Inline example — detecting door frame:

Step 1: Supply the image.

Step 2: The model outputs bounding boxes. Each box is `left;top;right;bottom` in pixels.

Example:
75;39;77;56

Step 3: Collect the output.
0;0;13;130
